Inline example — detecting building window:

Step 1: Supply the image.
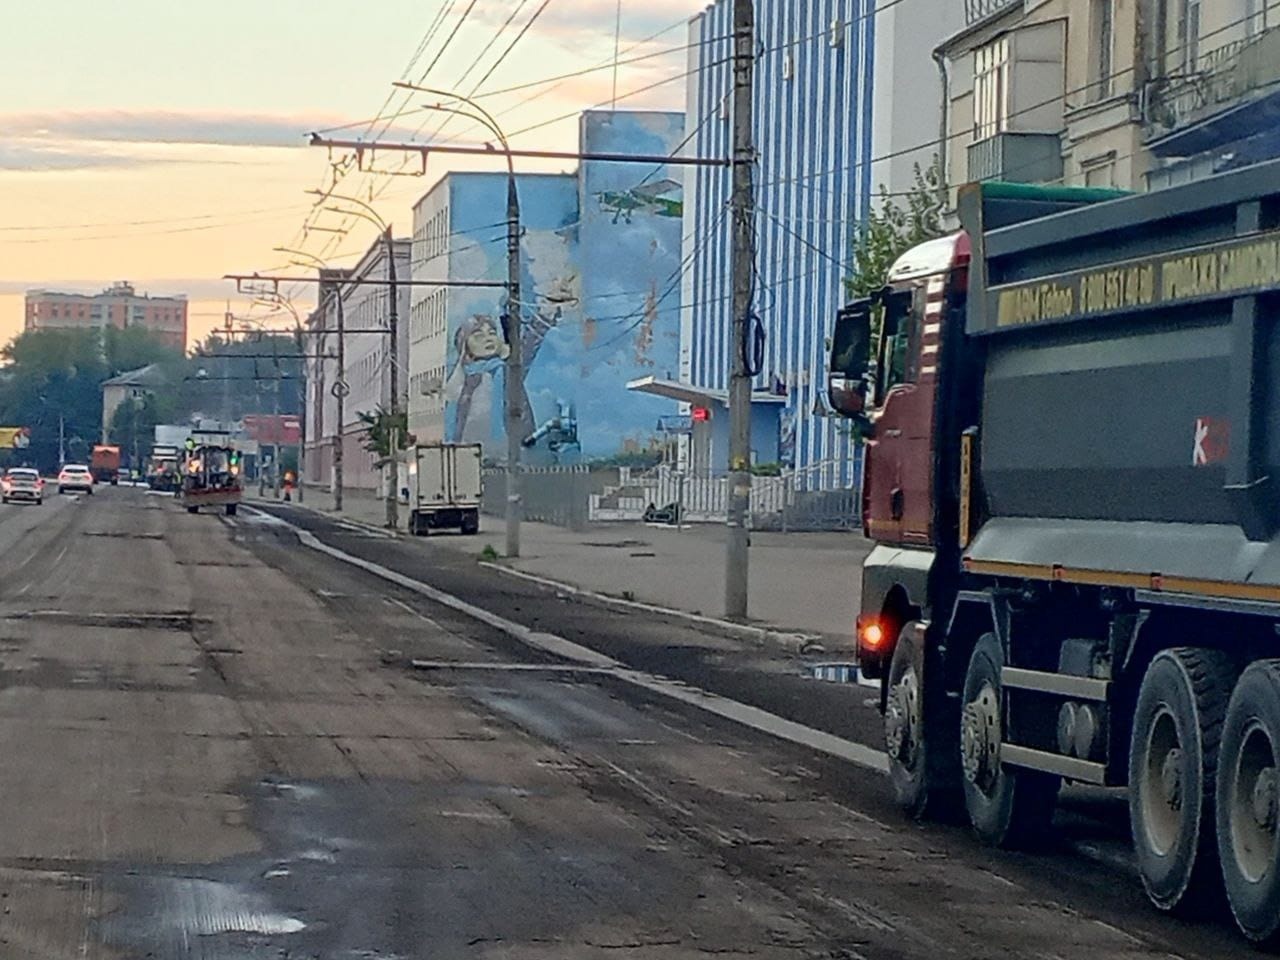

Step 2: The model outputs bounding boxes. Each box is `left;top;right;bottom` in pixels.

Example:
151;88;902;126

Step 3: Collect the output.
1091;0;1114;100
1082;155;1117;187
974;36;1011;140
1166;0;1202;73
1246;0;1269;37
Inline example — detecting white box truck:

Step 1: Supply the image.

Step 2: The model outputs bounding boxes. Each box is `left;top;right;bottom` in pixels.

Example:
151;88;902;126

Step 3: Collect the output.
410;443;483;536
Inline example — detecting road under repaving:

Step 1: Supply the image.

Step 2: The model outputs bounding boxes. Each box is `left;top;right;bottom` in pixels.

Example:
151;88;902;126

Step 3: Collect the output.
0;488;1256;958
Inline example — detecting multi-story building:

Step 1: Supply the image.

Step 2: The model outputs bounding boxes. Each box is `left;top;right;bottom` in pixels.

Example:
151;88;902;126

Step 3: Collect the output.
408;110;686;463
672;0;963;491
305;240;409;493
940;0;1280;195
302;269;349;488
25;282;187;350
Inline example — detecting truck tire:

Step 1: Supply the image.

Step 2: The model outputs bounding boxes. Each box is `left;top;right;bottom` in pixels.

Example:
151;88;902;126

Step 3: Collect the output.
961;633;1060;848
225;503;238;517
884;623;959;819
461;511;479;535
1215;660;1280;946
187;506;198;515
1130;647;1233;914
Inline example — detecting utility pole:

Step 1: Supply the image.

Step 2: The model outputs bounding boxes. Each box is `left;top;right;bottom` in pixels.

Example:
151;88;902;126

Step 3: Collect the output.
294;321;306;504
273;357;282;500
384;227;400;531
504;169;523;559
58;414;65;467
725;0;755;620
334;290;346;513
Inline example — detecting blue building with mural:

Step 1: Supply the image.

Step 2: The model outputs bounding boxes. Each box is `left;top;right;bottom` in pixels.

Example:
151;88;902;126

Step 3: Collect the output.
408;110;685;464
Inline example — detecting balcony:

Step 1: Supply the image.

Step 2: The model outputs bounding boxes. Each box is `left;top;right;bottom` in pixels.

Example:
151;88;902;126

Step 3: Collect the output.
1145;26;1280;158
968;131;1063;184
964;0;1020;27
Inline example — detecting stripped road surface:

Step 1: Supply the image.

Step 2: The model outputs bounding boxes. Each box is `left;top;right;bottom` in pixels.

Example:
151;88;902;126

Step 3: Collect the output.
0;488;1255;957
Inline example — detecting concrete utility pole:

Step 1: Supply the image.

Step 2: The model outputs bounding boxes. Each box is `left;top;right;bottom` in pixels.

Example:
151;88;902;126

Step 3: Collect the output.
725;0;756;621
294;320;306;504
384;226;400;531
334;290;346;513
504;160;523;559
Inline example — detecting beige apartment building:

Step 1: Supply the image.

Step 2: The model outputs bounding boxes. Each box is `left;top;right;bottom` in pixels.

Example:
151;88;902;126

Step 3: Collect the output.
24;281;188;351
940;0;1280;196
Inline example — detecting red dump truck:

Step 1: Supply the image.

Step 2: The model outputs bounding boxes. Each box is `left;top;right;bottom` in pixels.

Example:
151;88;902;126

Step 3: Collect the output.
90;445;121;485
829;164;1280;945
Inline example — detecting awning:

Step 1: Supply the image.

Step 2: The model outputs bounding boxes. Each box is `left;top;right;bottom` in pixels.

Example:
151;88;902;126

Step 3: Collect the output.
625;376;785;406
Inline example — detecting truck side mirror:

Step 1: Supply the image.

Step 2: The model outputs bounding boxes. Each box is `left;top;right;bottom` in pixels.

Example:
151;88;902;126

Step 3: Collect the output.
829;301;873;417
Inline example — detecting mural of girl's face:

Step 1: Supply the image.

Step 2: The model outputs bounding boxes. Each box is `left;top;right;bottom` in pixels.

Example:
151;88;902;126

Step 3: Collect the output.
468;323;501;360
460;317;508;362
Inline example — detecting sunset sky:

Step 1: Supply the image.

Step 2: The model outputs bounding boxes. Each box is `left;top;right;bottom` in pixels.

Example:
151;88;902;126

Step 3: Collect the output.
0;0;703;350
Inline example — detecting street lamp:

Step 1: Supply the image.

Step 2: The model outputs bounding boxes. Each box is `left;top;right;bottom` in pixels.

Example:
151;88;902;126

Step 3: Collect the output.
391;80;524;559
308;190;402;531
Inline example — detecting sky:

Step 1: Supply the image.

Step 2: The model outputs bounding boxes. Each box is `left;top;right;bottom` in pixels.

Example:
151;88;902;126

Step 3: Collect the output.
0;0;707;350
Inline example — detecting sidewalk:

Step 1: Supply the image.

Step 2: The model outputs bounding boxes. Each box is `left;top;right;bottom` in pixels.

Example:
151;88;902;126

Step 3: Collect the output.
269;487;870;644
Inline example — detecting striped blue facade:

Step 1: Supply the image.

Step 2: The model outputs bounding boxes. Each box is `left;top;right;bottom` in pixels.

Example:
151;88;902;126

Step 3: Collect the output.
681;0;875;490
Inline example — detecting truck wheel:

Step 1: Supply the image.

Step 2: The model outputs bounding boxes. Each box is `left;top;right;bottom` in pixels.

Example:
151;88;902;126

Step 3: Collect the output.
1130;647;1233;914
884;623;958;819
225;503;238;517
1216;660;1280;946
187;506;198;515
461;511;479;535
961;633;1060;847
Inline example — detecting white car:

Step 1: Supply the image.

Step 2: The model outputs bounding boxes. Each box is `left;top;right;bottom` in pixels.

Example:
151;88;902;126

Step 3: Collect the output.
57;465;94;495
2;468;44;505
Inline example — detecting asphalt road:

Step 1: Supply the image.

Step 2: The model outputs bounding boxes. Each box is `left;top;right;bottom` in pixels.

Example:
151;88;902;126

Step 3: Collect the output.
0;487;1260;958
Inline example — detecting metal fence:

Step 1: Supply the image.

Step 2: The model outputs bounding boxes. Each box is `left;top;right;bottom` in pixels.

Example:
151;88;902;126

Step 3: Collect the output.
964;0;1018;26
1145;25;1280;139
482;465;618;532
482;455;863;533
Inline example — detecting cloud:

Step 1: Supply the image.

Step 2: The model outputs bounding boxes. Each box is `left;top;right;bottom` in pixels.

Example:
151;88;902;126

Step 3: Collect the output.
0;110;432;152
474;0;700;42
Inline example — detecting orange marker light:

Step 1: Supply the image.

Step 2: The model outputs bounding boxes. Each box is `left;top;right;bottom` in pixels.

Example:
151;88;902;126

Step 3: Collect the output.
861;621;884;650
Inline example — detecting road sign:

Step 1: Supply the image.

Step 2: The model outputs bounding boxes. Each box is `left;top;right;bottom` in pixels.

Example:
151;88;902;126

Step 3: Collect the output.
657;415;694;435
331;380;351;399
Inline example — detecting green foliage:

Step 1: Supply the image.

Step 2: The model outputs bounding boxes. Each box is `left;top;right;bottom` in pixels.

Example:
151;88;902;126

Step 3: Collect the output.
358;405;411;460
108;392;173;464
0;328;180;471
479;544;500;562
845;158;946;300
181;333;303;422
751;462;783;477
587;450;663;470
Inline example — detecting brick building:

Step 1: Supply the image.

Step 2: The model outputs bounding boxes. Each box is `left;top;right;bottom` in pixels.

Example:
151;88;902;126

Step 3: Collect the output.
25;282;188;350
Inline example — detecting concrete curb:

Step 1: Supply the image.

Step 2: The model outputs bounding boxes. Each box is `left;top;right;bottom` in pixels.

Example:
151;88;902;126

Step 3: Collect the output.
257;496;834;655
250;496;401;539
477;560;827;655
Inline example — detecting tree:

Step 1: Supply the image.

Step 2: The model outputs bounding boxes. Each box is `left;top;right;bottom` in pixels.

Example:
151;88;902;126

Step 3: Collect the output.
0;328;180;471
357;405;410;462
845;158;946;300
109;392;172;467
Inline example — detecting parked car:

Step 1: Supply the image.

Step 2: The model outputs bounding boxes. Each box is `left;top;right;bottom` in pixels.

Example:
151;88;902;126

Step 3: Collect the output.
57;465;94;495
2;468;44;505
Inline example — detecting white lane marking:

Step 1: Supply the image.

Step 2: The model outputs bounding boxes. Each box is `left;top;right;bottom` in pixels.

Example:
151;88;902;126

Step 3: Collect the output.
284;519;889;774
